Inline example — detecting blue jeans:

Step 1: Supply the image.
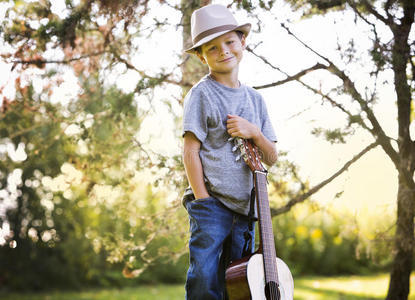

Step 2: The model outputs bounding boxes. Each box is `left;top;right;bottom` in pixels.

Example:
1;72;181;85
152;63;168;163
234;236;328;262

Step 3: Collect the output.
185;196;255;300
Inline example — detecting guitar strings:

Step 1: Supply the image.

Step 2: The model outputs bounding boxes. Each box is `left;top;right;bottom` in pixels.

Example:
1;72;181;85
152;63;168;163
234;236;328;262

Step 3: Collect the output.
245;141;281;300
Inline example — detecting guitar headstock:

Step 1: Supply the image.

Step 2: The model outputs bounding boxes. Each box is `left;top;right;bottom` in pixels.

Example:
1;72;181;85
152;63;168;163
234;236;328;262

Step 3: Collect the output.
230;137;266;173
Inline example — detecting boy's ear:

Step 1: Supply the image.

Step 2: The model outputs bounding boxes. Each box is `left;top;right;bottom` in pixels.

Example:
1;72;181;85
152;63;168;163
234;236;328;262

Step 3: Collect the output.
196;52;207;64
241;35;246;50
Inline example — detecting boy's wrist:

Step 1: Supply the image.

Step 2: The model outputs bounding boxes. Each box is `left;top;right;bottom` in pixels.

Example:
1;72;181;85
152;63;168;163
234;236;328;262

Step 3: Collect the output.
252;127;262;143
194;192;210;199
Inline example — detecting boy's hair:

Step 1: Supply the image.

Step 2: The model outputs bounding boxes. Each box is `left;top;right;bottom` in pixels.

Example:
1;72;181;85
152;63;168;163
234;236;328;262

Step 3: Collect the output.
194;30;245;55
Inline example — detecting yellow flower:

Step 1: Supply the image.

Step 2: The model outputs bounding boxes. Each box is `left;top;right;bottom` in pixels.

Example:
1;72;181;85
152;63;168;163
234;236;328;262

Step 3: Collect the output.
311;228;323;240
295;225;308;238
286;237;295;246
334;236;343;245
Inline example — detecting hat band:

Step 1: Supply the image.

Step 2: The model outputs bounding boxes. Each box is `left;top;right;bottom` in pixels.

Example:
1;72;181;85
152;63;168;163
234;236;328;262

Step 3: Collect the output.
193;24;238;45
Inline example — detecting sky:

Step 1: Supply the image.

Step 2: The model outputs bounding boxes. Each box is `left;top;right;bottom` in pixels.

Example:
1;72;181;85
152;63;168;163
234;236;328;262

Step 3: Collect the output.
1;0;413;231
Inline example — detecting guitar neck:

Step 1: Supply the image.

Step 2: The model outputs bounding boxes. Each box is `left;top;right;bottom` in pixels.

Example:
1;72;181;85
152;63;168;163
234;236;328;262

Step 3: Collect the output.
254;170;279;285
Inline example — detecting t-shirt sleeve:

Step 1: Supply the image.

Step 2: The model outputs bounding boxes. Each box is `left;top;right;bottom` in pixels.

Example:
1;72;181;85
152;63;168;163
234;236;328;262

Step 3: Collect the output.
260;96;278;143
182;87;211;143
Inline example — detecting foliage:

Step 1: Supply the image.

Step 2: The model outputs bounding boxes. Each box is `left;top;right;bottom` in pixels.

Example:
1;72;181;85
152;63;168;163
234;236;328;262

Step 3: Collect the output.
0;69;141;288
233;0;276;12
0;65;191;289
1;0;149;69
270;204;377;276
311;127;354;144
267;155;395;275
0;0;186;291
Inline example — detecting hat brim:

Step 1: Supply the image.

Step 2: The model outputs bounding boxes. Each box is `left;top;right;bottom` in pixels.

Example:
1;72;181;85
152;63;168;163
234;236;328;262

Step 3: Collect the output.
184;23;251;54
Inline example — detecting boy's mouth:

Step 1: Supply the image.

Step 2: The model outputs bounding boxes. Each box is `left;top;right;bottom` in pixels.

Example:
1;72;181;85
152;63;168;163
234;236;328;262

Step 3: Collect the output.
218;56;234;63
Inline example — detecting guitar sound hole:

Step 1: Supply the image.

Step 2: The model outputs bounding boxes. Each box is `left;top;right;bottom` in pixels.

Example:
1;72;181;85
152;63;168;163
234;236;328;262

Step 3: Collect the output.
265;281;280;300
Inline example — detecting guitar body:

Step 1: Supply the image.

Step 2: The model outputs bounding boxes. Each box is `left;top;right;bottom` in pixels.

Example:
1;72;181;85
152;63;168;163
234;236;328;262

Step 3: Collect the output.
226;253;294;300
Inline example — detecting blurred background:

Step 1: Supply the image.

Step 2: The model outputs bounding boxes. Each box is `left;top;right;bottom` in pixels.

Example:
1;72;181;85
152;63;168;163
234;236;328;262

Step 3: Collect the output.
0;0;414;299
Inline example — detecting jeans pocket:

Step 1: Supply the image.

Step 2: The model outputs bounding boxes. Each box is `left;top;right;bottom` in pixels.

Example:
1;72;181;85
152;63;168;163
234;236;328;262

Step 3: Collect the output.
186;196;215;212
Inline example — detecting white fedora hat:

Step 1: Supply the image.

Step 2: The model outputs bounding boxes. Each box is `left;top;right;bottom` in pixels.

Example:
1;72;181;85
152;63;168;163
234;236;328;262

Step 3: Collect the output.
185;4;251;54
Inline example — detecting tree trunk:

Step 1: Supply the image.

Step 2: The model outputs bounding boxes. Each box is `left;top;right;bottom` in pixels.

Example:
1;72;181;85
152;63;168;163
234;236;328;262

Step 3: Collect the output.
386;2;415;298
180;0;210;95
386;174;415;300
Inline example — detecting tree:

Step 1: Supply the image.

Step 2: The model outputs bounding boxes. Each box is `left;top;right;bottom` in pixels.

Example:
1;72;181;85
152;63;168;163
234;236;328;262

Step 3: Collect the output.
237;0;414;298
0;66;151;288
0;0;186;288
180;0;210;90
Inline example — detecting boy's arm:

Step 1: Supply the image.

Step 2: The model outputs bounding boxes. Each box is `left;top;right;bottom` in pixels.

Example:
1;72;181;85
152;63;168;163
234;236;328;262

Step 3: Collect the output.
226;114;278;166
183;132;210;199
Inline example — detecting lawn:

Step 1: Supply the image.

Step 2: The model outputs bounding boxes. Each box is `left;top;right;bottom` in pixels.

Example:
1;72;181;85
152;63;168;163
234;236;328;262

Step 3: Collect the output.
2;273;414;300
294;273;415;300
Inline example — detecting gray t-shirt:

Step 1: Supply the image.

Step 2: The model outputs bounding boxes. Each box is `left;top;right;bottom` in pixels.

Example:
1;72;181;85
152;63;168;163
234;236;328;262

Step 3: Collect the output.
182;75;277;216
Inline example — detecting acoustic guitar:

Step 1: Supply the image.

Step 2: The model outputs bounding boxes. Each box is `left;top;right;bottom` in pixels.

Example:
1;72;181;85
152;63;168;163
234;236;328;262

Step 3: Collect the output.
225;137;294;300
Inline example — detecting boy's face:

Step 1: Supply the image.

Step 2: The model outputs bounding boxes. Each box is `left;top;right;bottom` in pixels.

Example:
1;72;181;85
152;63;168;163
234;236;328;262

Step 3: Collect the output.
197;31;246;75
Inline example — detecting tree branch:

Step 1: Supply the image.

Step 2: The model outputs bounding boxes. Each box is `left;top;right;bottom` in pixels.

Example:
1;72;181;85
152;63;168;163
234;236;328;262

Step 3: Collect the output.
384;0;397;19
326;64;400;165
410;54;415;87
271;141;379;216
346;0;377;27
247;47;372;132
347;0;391;25
252;62;327;89
280;23;337;67
10;51;108;69
112;52;191;89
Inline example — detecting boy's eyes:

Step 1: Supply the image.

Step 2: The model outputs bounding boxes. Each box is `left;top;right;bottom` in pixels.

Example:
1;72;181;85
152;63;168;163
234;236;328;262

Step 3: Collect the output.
206;40;236;52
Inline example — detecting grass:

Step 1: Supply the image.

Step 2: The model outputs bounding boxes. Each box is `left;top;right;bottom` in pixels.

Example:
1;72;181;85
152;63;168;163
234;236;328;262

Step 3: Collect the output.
0;285;185;300
2;273;415;300
294;273;415;300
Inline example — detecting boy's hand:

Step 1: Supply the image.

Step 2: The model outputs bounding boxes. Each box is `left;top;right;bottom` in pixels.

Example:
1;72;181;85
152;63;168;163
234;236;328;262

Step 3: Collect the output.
226;114;278;166
226;114;260;139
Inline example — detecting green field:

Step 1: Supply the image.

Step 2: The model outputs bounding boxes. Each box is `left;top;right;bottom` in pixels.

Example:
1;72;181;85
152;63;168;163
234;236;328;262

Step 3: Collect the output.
2;273;414;300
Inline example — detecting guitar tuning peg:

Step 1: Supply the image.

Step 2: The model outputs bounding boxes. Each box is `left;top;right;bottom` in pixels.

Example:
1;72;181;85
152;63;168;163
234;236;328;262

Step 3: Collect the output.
232;145;238;152
228;137;234;142
235;154;241;161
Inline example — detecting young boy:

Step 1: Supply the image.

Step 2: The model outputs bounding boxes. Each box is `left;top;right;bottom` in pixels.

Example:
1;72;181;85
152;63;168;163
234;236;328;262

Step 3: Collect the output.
182;4;278;300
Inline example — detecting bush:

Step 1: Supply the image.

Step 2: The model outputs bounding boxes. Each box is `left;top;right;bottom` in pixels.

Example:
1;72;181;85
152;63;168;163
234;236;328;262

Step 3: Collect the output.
267;204;386;276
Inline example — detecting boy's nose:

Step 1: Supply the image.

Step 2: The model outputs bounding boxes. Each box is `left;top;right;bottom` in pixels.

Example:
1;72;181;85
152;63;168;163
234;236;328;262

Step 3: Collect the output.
220;47;230;56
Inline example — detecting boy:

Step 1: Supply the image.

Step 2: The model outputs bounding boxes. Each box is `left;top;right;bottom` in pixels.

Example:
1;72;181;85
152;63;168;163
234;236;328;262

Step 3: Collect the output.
182;4;278;300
